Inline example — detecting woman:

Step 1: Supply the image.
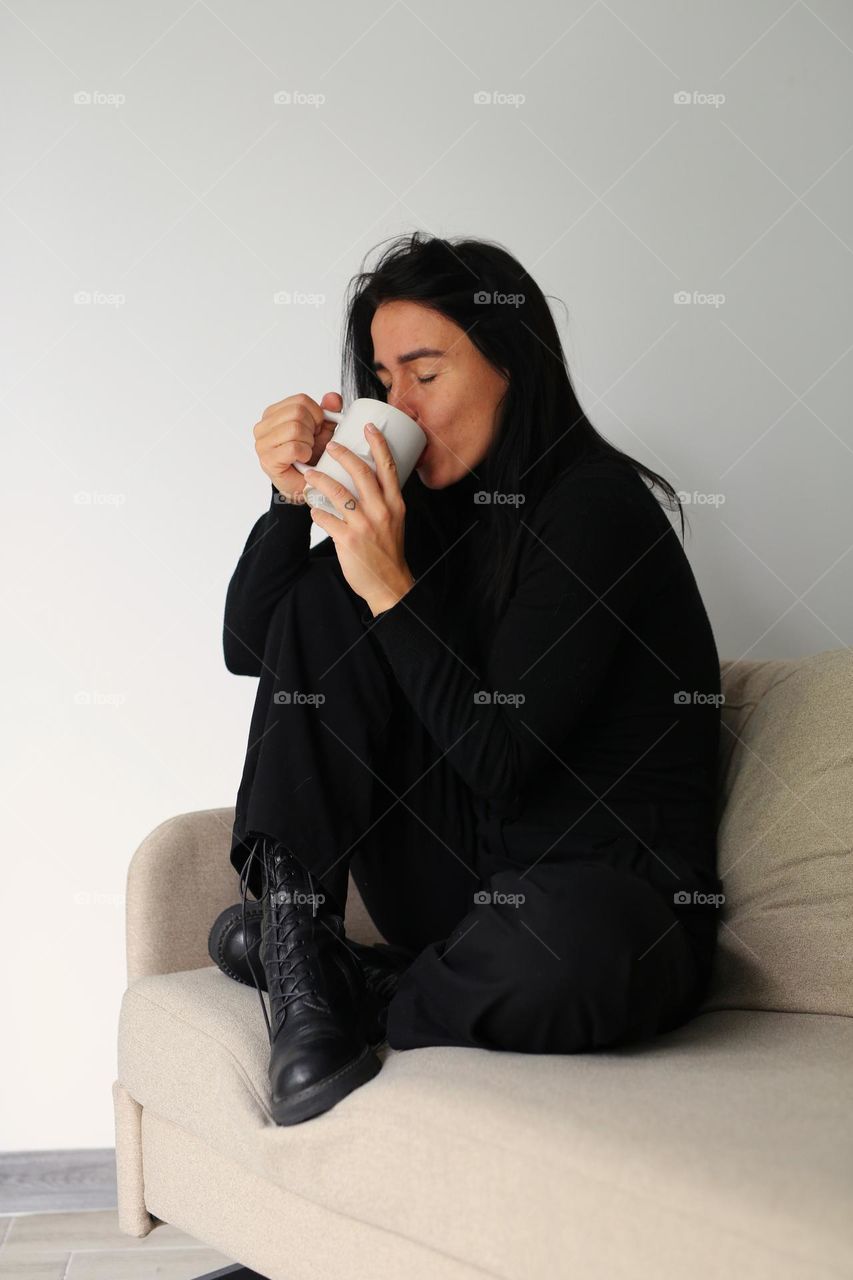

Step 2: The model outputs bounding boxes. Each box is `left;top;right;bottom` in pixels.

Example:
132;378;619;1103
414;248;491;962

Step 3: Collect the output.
217;232;725;1128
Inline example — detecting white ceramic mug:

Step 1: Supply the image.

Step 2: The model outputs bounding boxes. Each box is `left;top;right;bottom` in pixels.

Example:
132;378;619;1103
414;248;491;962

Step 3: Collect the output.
291;397;427;519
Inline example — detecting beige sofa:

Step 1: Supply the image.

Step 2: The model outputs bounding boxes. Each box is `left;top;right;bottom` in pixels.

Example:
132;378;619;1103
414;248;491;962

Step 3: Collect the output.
113;649;853;1280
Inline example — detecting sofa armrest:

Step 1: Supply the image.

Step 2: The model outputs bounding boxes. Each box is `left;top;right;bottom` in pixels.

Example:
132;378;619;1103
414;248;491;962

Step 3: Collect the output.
125;806;384;984
125;807;242;983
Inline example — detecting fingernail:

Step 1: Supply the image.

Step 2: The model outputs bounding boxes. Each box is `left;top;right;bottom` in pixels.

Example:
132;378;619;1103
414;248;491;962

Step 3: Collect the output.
327;440;340;450
365;422;376;433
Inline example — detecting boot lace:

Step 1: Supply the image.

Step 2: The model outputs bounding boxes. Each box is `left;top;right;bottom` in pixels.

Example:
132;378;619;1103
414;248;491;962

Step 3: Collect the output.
238;833;332;1045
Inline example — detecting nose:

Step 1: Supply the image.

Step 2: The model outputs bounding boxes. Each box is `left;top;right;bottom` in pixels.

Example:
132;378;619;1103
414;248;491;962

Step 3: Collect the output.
387;387;421;422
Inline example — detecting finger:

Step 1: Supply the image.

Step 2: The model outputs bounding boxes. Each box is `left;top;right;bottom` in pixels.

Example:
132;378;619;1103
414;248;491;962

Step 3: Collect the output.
302;468;363;520
315;392;341;445
363;424;403;502
320;390;343;414
308;507;336;536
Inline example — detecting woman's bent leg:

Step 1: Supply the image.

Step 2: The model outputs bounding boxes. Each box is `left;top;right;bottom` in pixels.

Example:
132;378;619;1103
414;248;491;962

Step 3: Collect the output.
230;557;481;939
386;858;707;1053
347;673;484;954
228;557;710;1059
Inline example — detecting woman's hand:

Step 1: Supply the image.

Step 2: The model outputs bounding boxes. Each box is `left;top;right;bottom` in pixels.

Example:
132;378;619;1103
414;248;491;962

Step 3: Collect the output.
254;391;340;503
303;423;416;615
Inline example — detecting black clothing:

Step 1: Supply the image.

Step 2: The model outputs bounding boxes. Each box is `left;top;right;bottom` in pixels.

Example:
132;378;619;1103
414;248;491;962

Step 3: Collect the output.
222;454;723;1051
362;455;725;912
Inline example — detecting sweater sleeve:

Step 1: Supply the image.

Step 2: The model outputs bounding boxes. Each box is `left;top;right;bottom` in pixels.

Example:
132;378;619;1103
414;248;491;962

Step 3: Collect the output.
223;483;336;676
358;467;672;812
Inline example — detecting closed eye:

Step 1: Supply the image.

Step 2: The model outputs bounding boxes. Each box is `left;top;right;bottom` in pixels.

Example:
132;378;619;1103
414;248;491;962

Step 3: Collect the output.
378;374;437;391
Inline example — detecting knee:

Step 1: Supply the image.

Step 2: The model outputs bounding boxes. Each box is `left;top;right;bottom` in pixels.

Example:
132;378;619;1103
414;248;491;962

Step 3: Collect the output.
472;869;639;1053
267;556;362;650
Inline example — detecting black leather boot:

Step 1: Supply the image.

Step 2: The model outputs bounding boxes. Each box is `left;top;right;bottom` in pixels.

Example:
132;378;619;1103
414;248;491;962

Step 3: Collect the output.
211;896;412;1044
209;900;415;1046
242;834;382;1126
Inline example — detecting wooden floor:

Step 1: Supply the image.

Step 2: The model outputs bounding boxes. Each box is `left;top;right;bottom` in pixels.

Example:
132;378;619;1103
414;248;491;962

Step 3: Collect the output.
0;1208;236;1278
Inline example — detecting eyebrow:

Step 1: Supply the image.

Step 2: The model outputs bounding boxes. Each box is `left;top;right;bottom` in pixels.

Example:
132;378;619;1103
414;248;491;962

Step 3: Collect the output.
370;347;446;373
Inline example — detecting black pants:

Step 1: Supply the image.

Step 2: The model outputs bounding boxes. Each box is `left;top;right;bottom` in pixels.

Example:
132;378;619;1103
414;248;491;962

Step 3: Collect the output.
230;557;717;1054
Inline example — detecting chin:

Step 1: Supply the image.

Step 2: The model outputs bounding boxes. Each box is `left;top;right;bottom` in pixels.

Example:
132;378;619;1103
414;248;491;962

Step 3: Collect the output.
415;465;454;491
415;460;440;489
415;443;469;490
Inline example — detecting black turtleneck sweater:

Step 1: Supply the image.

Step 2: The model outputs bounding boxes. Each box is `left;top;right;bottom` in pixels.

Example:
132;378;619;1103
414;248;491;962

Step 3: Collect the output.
224;455;724;904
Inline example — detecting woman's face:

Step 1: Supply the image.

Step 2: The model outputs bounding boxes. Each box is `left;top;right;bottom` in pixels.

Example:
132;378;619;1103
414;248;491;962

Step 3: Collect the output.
370;300;509;489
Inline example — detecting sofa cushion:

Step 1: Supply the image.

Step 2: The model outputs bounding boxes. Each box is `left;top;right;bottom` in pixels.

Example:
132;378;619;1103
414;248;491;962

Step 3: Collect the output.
700;648;853;1017
118;966;853;1278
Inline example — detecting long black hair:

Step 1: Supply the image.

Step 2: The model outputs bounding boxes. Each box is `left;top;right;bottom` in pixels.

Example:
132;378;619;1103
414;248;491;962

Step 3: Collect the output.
340;231;687;623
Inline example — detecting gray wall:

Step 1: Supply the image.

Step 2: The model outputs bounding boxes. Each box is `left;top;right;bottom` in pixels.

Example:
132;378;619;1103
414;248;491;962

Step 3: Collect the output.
2;0;850;1148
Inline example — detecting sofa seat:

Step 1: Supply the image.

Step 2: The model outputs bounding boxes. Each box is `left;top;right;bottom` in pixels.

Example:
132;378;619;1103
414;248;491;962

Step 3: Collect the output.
117;965;853;1280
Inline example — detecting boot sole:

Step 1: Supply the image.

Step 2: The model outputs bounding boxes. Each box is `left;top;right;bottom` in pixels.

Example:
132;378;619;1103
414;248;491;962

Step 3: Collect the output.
270;1042;382;1126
